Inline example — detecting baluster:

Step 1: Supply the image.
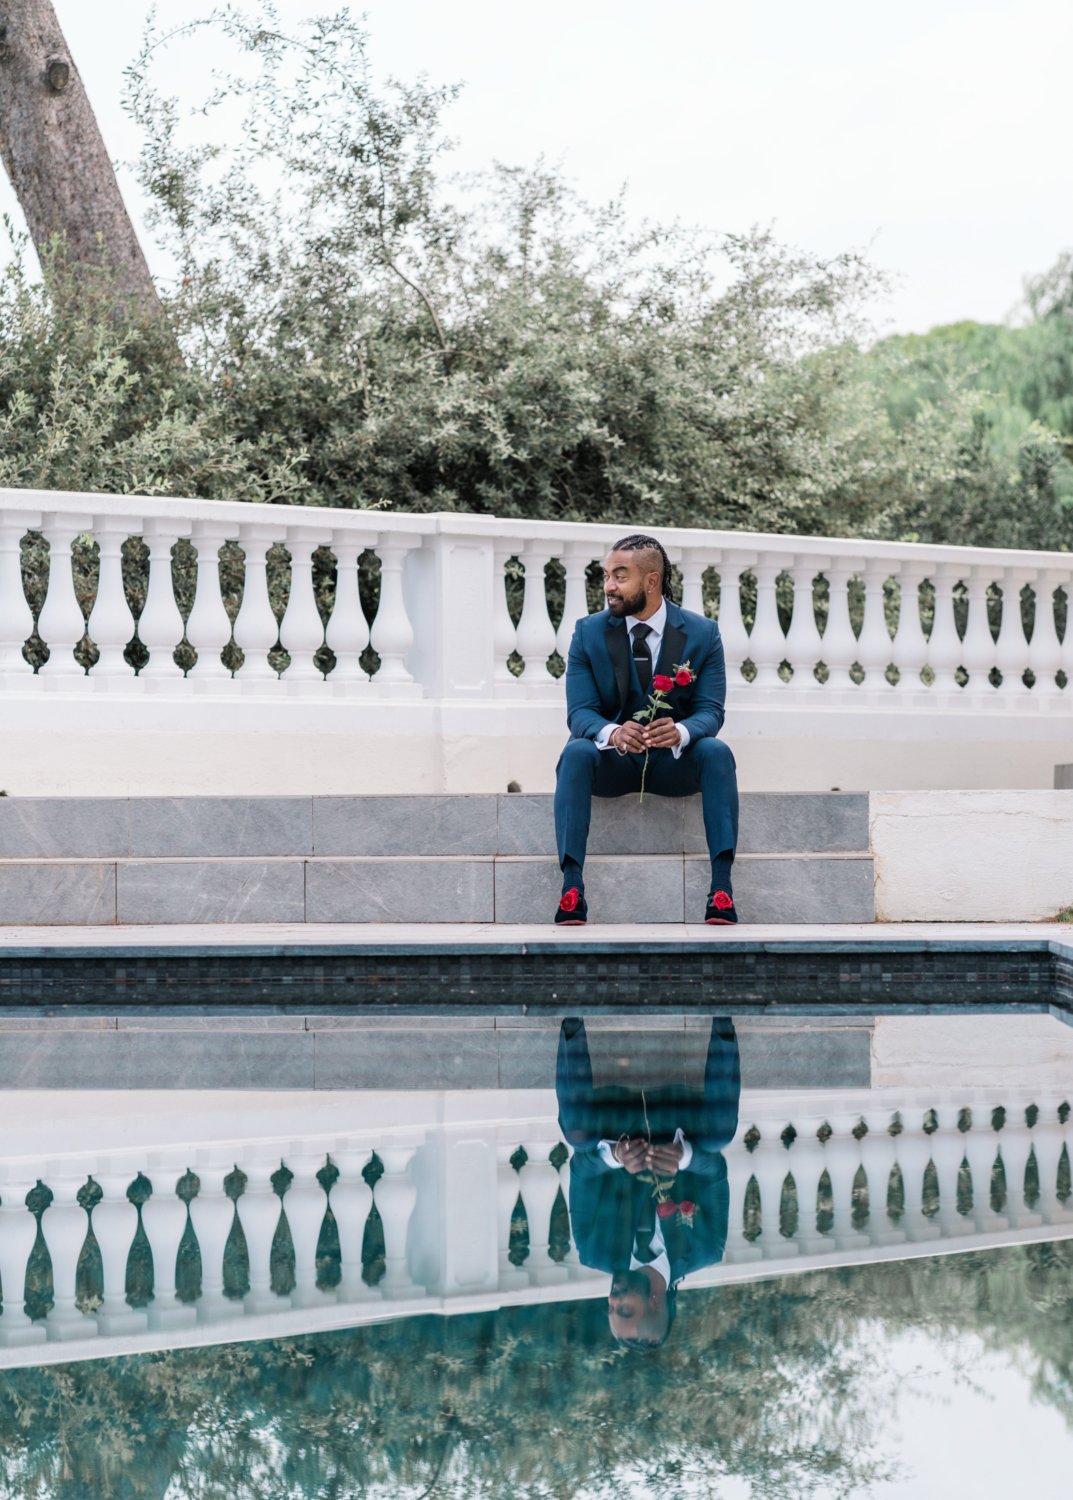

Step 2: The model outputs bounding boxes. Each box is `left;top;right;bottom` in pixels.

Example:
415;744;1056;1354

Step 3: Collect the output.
858;1116;906;1246
330;1144;378;1302
41;1161;96;1341
892;1122;941;1242
284;1151;335;1309
995;568;1034;703
556;543;596;660
369;534;422;692
186;520;238;685
749;558;793;690
930;1113;974;1238
926;567;965;694
234;1155;290;1315
722;1131;763;1263
856;562;898;693
1027;1101;1073;1224
784;559;827;693
86;517;139;683
493;543;521;694
279;526;333;687
0;1175;46;1346
138;521;188;682
92;1164;149;1334
514;542;563;691
326;533;373;692
556;1147;585;1277
998;1110;1043;1229
962;1115;1007;1233
715;559;753;687
786;1125;832;1254
234;524;286;685
142;1160;198;1331
374;1145;421;1299
825;1117;870;1249
962;569;999;699
752;1131;798;1259
0;509;40;678
890;565;930;693
678;549;713;617
496;1143;529;1289
188;1161;238;1323
1029;571;1067;700
518;1141;569;1286
822;561;864;691
37;512;90;679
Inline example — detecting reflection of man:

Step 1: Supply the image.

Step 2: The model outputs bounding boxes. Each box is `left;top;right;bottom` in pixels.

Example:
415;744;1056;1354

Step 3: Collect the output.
556;1018;740;1350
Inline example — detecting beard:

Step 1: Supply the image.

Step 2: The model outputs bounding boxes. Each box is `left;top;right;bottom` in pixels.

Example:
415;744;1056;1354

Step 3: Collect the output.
606;585;647;618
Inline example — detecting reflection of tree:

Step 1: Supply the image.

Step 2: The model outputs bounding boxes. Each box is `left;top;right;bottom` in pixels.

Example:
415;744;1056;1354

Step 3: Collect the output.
3;1241;1073;1499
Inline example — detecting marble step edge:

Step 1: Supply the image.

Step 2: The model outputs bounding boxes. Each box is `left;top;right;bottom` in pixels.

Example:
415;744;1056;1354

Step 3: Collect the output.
0;851;873;866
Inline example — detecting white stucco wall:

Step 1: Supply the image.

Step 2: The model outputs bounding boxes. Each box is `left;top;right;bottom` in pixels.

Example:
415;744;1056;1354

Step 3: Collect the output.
870;789;1073;921
872;1014;1073;1089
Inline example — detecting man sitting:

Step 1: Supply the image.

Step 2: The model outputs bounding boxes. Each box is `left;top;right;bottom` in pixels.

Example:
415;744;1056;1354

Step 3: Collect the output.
556;1017;741;1350
554;532;739;925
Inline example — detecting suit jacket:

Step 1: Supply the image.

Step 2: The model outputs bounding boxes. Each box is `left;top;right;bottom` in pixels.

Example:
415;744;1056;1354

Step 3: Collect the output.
564;600;726;743
568;1148;730;1283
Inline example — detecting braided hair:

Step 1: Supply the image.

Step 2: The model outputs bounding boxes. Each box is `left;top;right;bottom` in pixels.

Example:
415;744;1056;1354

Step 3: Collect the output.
610;533;675;602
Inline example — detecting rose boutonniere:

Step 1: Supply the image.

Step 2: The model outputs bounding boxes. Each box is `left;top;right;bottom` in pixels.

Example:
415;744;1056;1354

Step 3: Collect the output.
632;660;694;800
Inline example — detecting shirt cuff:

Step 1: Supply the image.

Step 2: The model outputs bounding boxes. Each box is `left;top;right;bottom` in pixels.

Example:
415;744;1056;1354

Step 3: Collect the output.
595;723;617;751
673;1127;693;1171
598;1139;623;1169
671;722;690;760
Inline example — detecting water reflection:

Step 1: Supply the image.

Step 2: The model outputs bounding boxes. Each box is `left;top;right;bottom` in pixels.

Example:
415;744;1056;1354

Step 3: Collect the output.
557;1018;740;1349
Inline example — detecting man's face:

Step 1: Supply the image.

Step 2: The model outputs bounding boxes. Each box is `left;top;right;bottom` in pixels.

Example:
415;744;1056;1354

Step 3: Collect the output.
608;1270;669;1345
603;550;659;618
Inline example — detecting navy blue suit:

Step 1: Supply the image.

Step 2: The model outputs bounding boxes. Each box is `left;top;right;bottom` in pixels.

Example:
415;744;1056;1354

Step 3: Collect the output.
557;1019;739;1283
555;600;738;887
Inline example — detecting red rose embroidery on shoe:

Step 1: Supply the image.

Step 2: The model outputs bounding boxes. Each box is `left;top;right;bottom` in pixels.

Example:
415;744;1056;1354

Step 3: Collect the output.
675;668;692;686
559;888;579;912
656;1200;677;1219
651;674;674;693
711;890;733;911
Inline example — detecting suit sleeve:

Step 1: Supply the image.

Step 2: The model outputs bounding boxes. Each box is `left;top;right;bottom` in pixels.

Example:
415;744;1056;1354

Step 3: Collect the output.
565;621;614;741
677;618;726;742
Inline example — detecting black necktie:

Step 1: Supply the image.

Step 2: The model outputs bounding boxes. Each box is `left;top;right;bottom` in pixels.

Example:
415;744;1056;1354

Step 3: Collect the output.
631;622;652;694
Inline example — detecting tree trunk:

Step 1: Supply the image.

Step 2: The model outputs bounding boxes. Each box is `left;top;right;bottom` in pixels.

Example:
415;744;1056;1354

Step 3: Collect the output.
0;0;161;317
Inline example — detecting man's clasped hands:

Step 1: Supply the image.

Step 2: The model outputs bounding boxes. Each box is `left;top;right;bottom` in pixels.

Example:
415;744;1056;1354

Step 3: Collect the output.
612;1137;685;1175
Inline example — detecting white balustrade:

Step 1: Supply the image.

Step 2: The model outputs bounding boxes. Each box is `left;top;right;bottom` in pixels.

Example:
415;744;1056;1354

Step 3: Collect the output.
492;542;521;693
139;520;188;681
1028;1102;1073;1224
1029;573;1068;700
514;542;562;691
556;544;595;661
0;1175;44;1347
330;1145;377;1303
856;562;897;693
235;1155;289;1315
188;1161;236;1324
717;559;753;684
824;1117;870;1250
374;1146;421;1300
890;566;930;693
751;1131;798;1259
929;1114;974;1239
284;1151;335;1309
857;1116;906;1247
142;1160;198;1332
325;533;373;690
37;513;88;679
41;1161;96;1341
788;1127;835;1255
496;1143;530;1289
87;516;139;682
749;557;793;689
995;569;1034;703
962;1118;1008;1234
962;569;998;698
925;566;964;695
92;1164;148;1335
518;1141;569;1286
369;533;422;695
0;509;38;678
891;1122;942;1243
279;528;332;686
784;558;827;692
822;560;865;692
186;520;238;683
234;525;285;685
998;1113;1043;1230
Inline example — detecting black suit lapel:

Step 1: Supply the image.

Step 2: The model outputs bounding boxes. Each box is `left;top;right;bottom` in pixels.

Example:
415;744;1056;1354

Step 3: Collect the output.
605;619;631;719
656;620;687;680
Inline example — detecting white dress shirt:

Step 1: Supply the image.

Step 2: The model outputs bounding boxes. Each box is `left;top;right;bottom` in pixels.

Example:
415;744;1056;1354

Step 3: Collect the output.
593;598;690;760
597;1128;694;1288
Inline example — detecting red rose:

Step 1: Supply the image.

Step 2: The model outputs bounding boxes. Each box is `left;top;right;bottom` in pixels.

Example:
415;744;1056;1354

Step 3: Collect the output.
712;890;733;911
651;674;674;693
678;1200;695;1216
656;1201;677;1219
675;668;692;686
559;888;579;912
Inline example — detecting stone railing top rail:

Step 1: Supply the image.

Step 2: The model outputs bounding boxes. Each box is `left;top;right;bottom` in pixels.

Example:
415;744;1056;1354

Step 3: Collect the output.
4;486;1073;573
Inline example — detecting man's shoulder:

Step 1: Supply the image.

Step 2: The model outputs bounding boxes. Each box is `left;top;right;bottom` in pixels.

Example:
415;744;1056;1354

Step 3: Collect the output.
669;602;718;639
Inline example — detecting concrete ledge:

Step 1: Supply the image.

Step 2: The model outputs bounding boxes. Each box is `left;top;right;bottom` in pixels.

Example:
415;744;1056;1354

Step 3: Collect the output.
306;858;496;923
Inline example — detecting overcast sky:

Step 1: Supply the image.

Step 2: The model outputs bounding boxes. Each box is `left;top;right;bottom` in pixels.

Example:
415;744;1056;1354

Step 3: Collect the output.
16;0;1073;336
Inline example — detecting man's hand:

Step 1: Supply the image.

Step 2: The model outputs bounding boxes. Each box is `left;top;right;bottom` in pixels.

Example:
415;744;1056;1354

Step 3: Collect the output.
614;1138;649;1174
645;1140;685;1174
610;721;646;753
642;715;682;750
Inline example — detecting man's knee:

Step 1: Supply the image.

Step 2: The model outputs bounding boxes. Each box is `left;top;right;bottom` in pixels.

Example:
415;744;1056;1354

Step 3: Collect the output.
691;736;736;777
556;737;600;782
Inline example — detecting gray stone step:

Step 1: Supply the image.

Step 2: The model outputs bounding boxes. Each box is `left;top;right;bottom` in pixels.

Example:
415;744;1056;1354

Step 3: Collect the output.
0;793;873;924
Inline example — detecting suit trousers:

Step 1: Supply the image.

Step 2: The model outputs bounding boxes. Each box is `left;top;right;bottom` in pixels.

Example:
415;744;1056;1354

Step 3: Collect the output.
553;736;738;876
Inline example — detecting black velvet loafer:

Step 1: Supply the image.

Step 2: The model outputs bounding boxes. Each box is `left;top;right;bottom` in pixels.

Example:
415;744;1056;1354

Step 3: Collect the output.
705;890;738;924
555;888;588;925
